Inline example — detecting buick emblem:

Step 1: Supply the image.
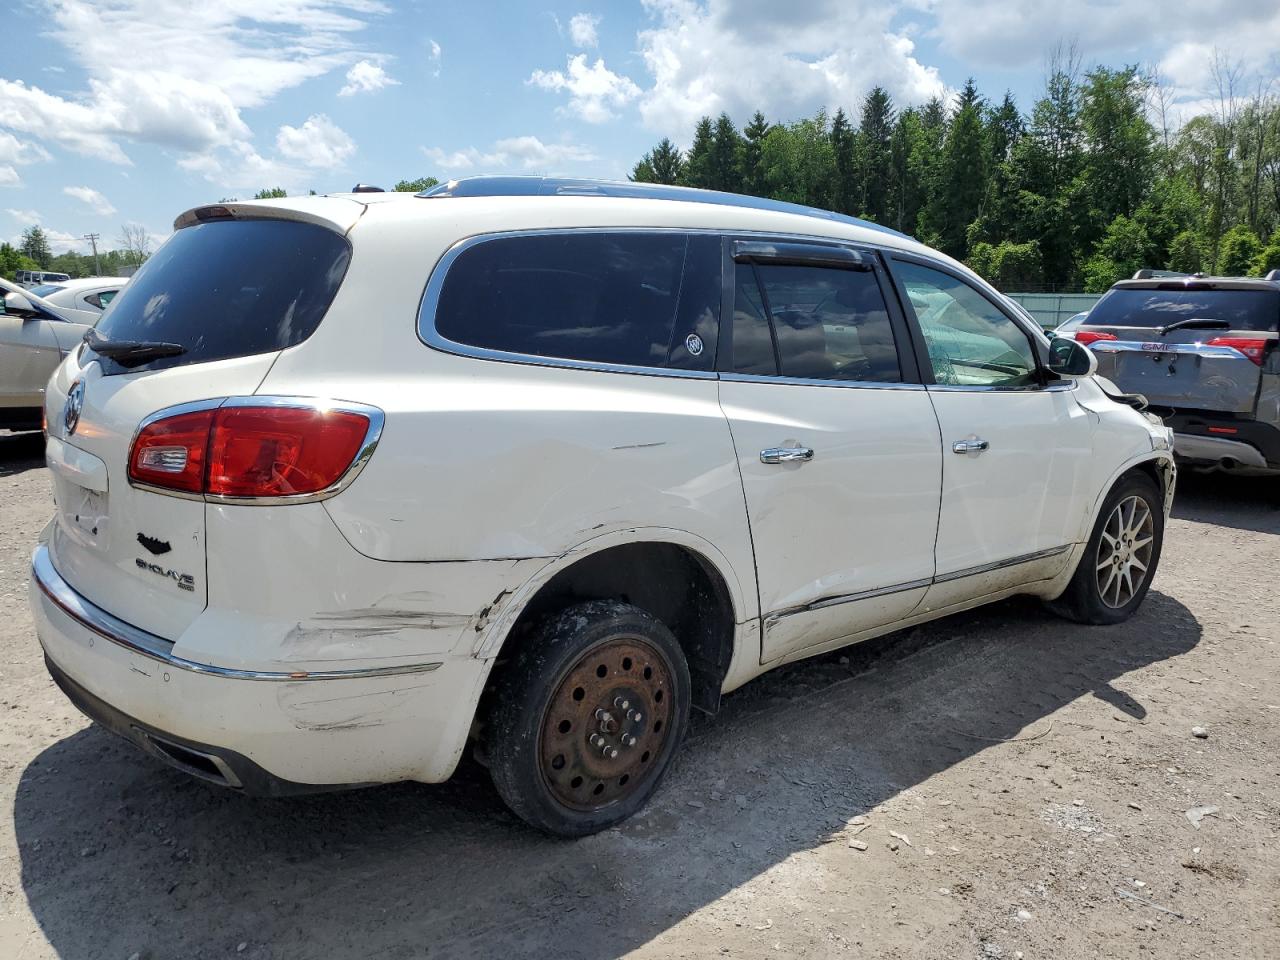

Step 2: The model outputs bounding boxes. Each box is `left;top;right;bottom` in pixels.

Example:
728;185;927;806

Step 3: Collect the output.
63;379;85;436
685;333;705;357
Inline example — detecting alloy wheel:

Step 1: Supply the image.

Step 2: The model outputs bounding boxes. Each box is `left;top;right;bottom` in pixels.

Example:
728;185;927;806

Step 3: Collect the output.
1095;494;1154;609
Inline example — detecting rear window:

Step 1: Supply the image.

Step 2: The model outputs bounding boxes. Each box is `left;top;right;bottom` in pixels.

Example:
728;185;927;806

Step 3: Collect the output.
432;231;719;371
1088;288;1280;332
90;218;351;373
30;284;65;297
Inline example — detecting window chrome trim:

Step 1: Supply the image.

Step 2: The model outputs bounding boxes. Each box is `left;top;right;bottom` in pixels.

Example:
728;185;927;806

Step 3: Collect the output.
926;380;1077;394
415;226;910;381
416;228;721;381
720;372;925;391
32;544;442;681
126;395;385;506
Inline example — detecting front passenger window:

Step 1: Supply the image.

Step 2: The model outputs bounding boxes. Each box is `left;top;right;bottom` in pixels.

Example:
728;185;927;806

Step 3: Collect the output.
894;261;1038;388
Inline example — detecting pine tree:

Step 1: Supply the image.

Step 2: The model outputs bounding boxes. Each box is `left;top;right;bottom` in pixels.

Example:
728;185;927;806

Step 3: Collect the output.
829;108;857;215
738;111;771;196
19;226;51;269
631;138;684;184
680;117;716;189
857;87;895;223
710;114;744;192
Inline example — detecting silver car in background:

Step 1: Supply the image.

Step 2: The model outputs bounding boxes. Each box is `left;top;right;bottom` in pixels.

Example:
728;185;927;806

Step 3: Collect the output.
1067;270;1280;476
0;277;91;431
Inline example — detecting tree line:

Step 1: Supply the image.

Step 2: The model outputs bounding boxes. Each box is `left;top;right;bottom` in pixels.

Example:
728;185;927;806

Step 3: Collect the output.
631;51;1280;292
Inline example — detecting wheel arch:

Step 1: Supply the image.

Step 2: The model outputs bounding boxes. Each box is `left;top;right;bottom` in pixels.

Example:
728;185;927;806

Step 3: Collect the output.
475;528;752;715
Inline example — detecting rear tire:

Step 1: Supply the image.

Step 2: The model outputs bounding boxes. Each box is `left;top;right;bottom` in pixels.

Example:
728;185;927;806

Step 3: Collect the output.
1048;472;1164;625
486;600;691;837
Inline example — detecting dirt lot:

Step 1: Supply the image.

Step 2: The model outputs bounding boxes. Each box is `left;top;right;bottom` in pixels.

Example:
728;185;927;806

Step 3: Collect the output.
1;429;1277;960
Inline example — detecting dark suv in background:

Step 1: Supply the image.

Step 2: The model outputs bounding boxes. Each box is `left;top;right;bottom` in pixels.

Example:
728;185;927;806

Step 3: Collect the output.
1068;270;1280;477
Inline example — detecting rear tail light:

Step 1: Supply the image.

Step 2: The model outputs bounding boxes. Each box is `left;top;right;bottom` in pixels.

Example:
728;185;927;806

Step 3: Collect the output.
1206;336;1268;366
1074;331;1118;346
129;400;379;501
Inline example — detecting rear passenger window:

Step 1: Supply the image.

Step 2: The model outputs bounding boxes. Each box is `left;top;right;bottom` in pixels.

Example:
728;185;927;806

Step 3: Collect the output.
733;263;903;382
433;232;718;371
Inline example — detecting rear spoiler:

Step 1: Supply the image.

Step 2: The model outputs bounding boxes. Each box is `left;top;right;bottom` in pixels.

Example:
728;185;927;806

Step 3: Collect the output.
173;196;366;235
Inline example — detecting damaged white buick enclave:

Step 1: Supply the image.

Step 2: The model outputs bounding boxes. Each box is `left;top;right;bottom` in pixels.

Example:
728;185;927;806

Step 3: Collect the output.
30;177;1175;836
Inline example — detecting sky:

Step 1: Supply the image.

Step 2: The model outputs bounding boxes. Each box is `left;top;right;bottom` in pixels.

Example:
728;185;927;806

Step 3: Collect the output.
2;0;1278;257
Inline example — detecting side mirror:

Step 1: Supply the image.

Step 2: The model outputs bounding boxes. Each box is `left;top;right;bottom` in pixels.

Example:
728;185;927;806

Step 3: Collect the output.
1047;336;1098;378
1;290;39;317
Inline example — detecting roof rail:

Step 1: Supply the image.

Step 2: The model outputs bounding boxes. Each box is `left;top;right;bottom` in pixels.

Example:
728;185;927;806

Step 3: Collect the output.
418;176;912;240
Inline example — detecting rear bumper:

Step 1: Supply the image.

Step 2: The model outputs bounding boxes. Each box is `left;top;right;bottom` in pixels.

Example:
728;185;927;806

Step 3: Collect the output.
30;544;491;788
1166;410;1280;471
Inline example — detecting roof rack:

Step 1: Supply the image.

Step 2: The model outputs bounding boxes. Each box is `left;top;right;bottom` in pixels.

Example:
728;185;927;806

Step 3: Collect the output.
418;176;911;240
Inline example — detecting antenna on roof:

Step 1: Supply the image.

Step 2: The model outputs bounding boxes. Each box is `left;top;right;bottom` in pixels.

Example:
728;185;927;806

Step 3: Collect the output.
1267;269;1280;282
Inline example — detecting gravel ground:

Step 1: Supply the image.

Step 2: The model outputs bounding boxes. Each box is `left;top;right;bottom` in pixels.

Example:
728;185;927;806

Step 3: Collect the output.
1;428;1277;960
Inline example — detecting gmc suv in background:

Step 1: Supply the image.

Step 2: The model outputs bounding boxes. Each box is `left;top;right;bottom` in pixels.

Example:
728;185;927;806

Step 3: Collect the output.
1067;270;1280;477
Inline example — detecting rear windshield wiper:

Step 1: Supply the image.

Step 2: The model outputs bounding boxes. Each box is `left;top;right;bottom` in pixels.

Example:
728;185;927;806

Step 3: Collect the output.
1157;317;1230;336
83;328;187;368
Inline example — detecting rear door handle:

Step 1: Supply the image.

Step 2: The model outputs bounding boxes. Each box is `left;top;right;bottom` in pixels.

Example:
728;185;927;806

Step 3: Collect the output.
951;438;990;455
760;446;815;464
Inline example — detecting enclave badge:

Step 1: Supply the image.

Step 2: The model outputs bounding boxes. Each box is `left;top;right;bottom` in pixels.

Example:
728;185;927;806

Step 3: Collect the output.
63;379;85;436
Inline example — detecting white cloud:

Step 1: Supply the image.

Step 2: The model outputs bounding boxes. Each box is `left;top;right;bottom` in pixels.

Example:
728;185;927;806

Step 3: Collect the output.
634;0;945;138
275;114;356;168
569;13;600;48
0;167;18;186
528;54;642;123
5;208;43;226
428;39;442;77
0;0;388;163
178;142;303;193
339;59;398;96
422;135;596;172
63;185;116;215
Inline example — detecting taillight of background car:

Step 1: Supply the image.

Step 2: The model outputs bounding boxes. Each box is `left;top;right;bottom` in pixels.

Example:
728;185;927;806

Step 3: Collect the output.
1206;337;1269;366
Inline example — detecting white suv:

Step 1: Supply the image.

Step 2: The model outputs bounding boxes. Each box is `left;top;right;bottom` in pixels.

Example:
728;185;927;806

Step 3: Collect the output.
30;178;1175;835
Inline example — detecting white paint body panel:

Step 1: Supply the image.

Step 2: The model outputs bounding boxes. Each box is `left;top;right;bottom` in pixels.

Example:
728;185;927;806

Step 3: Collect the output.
29;190;1176;790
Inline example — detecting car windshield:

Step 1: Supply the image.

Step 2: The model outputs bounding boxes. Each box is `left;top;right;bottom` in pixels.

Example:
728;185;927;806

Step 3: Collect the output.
29;284;65;297
1087;288;1280;332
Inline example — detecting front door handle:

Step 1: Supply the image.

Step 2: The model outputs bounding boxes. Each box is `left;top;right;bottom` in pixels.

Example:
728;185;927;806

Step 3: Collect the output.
952;438;990;455
760;446;815;464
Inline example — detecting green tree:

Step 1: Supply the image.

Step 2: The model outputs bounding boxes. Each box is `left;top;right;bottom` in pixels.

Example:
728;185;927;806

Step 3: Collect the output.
631;137;684;185
0;242;39;280
19;226;52;268
394;177;439;192
1216;224;1262;276
1079;66;1155;240
760;111;835;209
829;108;857;215
253;187;288;199
1254;229;1280;276
856;86;895;223
1167;230;1206;274
967;239;1043;289
921;84;987;258
1083;216;1153;292
680;117;716;189
709;113;744;192
738;111;770;196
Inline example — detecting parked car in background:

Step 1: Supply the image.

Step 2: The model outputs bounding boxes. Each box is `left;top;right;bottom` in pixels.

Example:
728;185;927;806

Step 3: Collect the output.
16;270;71;288
25;277;129;324
0;277;89;430
30;179;1174;836
1067;270;1280;476
1055;311;1089;336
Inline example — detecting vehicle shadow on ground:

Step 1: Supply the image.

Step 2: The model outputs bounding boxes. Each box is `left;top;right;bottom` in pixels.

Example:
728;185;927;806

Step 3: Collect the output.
16;589;1201;960
1172;471;1279;533
0;430;44;477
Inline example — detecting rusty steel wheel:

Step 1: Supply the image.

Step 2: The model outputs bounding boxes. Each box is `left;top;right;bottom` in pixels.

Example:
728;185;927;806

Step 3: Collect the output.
485;600;691;837
538;637;674;811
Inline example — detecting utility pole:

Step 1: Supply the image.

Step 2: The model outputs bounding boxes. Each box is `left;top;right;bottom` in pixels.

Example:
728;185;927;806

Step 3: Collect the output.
83;233;101;275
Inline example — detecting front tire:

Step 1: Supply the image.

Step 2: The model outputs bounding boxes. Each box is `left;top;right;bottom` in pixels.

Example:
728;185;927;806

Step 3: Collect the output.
1049;472;1164;625
485;600;691;837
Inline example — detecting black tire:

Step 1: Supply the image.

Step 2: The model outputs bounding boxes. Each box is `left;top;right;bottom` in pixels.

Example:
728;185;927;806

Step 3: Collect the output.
485;600;691;837
1048;472;1164;625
